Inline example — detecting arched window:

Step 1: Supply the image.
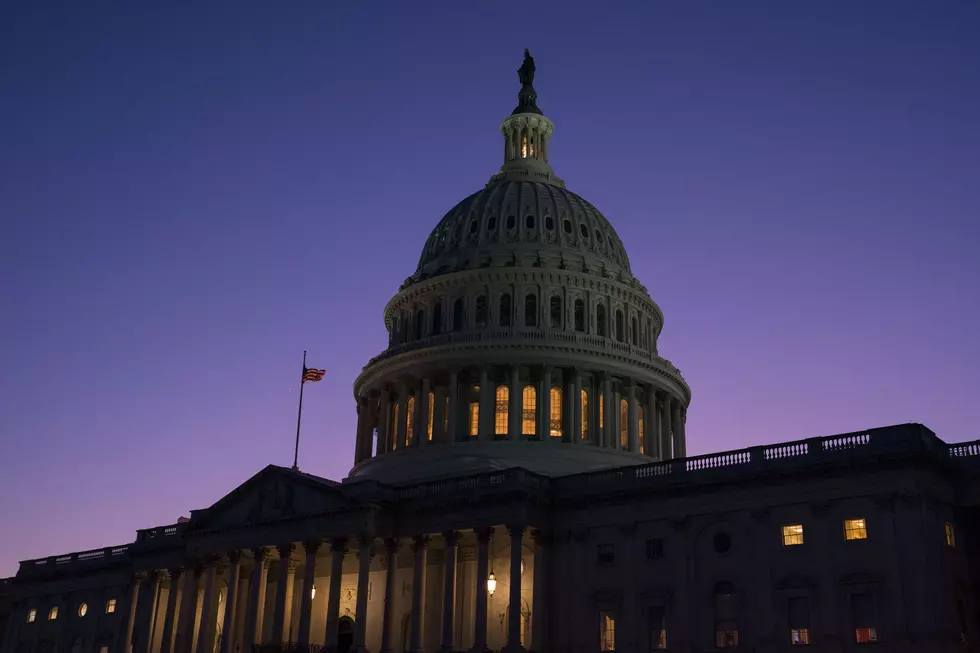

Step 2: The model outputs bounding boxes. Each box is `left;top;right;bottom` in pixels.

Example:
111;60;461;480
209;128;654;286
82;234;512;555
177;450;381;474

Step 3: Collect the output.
713;582;739;648
522;385;536;436
415;309;426;340
550;295;562;329
521;132;528;158
453;298;464;332
574;299;585;331
597;304;607;337
525;293;538;327
550;386;563;438
620;398;628;449
406;396;415;446
616;309;625;342
581;388;589;441
495;385;509;435
476;295;488;327
631;316;638;344
499;293;512;326
432;302;442;336
427;391;435;441
638;406;645;455
469;385;480;437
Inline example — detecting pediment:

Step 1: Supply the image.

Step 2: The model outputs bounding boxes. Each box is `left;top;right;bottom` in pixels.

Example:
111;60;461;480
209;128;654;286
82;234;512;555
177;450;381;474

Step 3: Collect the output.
191;465;349;531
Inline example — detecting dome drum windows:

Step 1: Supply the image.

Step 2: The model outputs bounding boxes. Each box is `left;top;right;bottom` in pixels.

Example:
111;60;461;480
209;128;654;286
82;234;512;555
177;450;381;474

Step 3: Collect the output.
596;304;607;338
574;299;585;332
525;215;535;229
525;293;538;327
453;299;465;332
475;295;488;328
499;293;512;327
506;215;516;230
432;302;443;336
549;295;562;329
615;310;625;342
495;386;509;436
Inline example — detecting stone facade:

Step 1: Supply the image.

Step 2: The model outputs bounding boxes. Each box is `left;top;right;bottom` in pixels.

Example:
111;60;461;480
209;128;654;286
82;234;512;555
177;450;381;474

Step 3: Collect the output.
2;55;978;653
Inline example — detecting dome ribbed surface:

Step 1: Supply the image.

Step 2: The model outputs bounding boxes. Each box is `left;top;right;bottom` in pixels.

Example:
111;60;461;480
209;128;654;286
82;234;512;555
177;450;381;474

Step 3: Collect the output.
415;180;631;279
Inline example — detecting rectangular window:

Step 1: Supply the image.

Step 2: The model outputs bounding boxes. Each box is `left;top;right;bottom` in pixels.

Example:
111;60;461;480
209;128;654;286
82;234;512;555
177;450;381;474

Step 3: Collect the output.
782;524;804;546
597;543;615;565
105;598;117;614
852;592;877;644
946;522;956;548
427;391;435;441
648;605;667;650
48;606;58;620
844;518;868;540
715;628;738;648
638;407;645;454
581;389;589;441
27;608;36;623
468;402;479;437
599;610;616;651
788;597;811;646
645;538;664;559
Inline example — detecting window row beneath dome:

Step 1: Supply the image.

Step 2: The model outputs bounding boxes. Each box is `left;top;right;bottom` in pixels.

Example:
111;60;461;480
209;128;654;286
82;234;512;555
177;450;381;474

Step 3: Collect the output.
388;289;658;352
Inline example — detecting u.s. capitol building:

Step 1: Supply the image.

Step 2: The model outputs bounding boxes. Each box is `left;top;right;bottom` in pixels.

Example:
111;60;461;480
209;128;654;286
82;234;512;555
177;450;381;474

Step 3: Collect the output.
2;53;978;653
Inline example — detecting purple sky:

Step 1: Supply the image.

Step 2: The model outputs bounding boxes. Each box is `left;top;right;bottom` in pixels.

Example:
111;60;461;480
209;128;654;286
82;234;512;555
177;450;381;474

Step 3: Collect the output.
2;2;978;575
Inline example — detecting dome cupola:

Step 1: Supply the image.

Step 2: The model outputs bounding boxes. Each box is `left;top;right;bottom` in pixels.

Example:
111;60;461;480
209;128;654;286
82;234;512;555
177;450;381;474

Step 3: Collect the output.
347;53;691;485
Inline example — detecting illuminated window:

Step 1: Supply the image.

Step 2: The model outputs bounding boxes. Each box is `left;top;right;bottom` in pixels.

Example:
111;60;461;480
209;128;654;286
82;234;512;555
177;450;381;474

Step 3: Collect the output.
638;406;645;454
620;399;628;449
713;581;738;648
574;299;585;331
494;385;509;435
499;293;512;326
521;132;528;158
26;608;36;623
475;295;488;327
782;524;804;546
581;389;589;441
599;610;616;651
78;603;88;617
844;519;867;541
522;385;536;435
105;599;116;614
48;607;59;621
851;593;877;644
648;605;667;650
99;648;109;653
789;597;810;646
427;391;435;441
599;393;604;429
469;402;479;437
946;522;956;548
550;295;562;328
525;293;537;327
405;396;415;445
597;304;607;337
550;386;563;438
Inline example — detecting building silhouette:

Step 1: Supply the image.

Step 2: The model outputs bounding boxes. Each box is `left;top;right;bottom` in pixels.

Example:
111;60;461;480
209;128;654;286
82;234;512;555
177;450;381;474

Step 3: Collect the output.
1;53;978;653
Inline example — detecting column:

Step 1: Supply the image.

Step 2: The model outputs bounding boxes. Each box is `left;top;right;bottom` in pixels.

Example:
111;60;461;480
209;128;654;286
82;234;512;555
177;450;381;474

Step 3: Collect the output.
270;544;294;643
572;370;583;445
219;552;242;653
324;538;348;649
159;569;183;653
395;389;408;449
354;396;368;463
123;574;143;653
378;388;392;455
416;379;430;446
408;535;429;653
646;387;659;458
509;365;521;439
448;370;460;442
678;407;688;457
671;401;683;460
175;565;202;652
530;531;547;653
562;371;573;443
296;540;320;646
242;548;269;650
433;386;447;443
479;367;492;439
602;376;614;449
659;394;672;459
380;539;400;653
137;571;164;653
627;380;640;453
353;536;373;652
505;525;525;652
440;531;460;652
540;367;552;442
471;528;492;653
195;560;219;653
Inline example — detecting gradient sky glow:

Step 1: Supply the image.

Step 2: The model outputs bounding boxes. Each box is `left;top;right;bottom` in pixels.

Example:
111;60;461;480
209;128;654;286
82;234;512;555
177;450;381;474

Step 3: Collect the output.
2;1;979;575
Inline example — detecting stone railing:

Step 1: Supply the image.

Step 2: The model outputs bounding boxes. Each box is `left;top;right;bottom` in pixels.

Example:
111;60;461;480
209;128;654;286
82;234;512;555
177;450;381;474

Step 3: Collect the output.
252;644;325;653
380;467;550;503
135;521;187;544
553;424;980;498
18;544;130;577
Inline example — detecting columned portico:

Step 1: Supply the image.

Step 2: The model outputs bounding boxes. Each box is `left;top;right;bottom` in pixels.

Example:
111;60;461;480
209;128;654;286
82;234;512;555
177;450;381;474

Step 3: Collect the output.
219;552;242;653
296;540;320;646
440;531;459;653
324;538;348;651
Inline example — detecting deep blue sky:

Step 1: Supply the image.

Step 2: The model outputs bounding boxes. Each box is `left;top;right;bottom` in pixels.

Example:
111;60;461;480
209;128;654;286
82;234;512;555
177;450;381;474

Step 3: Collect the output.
1;1;978;574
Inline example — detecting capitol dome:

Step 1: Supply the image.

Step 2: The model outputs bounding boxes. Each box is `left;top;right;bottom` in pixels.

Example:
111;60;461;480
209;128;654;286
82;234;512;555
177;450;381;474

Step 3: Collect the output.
347;51;690;484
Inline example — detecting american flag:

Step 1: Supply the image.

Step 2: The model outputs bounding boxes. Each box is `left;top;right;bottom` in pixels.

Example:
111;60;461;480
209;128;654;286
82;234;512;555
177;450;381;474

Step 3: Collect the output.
302;366;326;383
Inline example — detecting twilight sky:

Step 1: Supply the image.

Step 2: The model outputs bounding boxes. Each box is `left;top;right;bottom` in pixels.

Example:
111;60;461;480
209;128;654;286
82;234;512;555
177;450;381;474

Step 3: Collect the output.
1;1;978;575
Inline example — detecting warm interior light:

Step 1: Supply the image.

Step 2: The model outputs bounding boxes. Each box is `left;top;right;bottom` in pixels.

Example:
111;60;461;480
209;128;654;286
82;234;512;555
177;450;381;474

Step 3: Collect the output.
486;571;497;596
311;584;316;600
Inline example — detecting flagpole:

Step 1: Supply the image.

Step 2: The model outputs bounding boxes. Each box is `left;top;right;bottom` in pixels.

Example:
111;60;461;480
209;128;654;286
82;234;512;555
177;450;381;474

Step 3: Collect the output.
292;350;307;470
